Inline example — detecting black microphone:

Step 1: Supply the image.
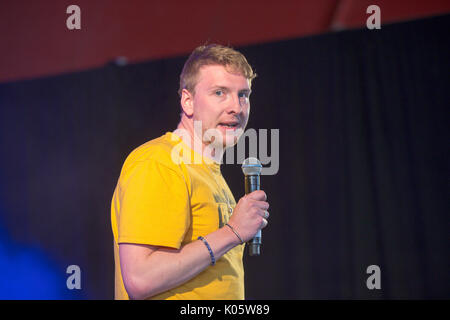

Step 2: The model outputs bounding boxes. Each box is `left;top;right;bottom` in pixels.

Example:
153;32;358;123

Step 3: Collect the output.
242;157;263;256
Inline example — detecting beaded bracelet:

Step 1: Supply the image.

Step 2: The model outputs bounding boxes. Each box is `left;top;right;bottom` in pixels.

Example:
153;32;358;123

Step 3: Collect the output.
198;236;216;266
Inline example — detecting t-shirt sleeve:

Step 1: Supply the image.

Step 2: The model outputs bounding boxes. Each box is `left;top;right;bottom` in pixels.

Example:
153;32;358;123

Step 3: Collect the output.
117;158;190;249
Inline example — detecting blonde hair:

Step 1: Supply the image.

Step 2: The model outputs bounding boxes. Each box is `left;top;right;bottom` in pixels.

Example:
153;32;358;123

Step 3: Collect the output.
178;44;256;97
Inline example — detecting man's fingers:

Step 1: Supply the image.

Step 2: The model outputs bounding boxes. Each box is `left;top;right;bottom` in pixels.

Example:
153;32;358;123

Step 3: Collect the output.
246;190;267;201
255;209;269;219
261;218;268;229
255;201;269;211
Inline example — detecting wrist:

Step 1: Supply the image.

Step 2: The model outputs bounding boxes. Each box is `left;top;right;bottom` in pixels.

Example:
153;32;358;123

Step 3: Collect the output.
224;223;244;246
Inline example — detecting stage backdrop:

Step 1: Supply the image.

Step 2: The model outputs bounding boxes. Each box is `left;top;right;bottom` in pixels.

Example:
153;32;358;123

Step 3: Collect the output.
0;14;448;299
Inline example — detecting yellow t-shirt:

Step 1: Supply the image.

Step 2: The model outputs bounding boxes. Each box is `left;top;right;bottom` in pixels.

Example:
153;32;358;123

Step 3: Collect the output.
111;132;245;300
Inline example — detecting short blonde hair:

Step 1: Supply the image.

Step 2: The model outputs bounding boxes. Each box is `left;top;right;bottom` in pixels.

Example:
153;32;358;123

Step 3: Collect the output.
178;44;256;97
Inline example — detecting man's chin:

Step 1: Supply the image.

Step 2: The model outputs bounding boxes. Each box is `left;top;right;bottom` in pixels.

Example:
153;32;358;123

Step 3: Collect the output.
205;127;243;147
223;136;239;149
223;128;244;148
205;137;235;150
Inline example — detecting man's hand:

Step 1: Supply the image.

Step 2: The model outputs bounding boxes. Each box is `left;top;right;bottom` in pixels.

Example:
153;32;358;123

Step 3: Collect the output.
227;190;270;243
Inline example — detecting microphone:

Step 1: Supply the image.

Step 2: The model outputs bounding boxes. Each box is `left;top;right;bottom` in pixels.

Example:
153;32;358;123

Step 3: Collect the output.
242;157;263;256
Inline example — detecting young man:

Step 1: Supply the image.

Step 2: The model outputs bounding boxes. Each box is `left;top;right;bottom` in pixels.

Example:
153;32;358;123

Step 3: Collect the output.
111;44;270;300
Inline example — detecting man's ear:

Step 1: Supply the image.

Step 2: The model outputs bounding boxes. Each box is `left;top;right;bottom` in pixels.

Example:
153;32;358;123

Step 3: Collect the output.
180;89;194;117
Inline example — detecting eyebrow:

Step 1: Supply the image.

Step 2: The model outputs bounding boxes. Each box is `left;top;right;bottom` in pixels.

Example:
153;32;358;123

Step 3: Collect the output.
209;86;251;94
239;88;252;94
210;86;229;91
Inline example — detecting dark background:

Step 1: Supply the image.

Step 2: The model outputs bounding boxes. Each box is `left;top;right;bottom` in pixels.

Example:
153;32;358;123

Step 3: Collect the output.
0;14;448;299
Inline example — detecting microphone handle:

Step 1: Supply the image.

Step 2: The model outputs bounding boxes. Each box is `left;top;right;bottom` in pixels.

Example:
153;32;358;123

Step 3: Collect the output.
245;174;261;256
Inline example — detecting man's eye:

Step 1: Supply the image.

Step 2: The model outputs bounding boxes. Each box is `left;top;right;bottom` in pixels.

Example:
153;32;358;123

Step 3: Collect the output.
215;90;224;96
238;92;250;106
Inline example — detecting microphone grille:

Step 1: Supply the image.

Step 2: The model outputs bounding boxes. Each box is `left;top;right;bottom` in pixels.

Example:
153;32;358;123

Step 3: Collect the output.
241;157;262;175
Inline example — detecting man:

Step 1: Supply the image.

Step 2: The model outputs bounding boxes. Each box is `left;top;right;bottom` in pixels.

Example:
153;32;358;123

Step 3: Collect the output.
111;44;270;300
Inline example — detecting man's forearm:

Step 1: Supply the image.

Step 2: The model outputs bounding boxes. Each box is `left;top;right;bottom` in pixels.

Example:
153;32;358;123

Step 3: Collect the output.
124;226;241;299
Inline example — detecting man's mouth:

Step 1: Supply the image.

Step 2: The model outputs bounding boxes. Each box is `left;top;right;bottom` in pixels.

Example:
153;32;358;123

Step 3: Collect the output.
218;121;240;129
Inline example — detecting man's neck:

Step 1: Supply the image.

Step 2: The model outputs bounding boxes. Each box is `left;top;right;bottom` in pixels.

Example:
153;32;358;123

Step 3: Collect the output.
175;117;225;163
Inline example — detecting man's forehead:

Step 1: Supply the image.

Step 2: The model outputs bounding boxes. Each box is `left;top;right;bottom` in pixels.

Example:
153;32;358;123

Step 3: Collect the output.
197;65;250;88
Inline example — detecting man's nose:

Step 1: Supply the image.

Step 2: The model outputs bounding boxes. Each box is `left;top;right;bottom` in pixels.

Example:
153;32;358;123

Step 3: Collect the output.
227;94;242;114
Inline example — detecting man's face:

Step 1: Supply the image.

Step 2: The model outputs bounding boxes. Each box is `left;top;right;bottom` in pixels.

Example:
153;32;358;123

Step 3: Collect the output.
190;65;251;148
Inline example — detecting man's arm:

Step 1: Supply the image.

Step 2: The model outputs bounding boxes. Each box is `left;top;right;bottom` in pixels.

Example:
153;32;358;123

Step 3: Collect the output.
119;190;269;300
120;226;239;299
